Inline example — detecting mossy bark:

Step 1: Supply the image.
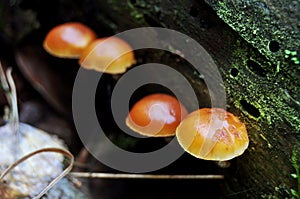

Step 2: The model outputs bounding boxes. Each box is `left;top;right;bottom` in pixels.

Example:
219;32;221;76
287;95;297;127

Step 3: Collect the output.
94;0;300;198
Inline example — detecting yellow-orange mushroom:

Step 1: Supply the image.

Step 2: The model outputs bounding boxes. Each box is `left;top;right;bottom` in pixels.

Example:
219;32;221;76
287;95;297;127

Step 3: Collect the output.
79;37;136;74
43;22;97;58
126;93;188;137
176;108;249;161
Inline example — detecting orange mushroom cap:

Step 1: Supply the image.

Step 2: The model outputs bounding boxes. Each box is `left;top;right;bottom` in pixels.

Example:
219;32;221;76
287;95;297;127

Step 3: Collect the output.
43;22;97;58
176;108;249;161
126;93;188;137
78;37;136;74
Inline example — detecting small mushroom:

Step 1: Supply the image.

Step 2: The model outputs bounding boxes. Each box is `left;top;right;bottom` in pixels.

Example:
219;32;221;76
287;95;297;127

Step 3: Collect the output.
126;93;188;137
43;22;97;58
176;108;249;161
78;37;136;74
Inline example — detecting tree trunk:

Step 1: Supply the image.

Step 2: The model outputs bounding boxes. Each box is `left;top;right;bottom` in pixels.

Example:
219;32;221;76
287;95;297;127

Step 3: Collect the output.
94;0;300;198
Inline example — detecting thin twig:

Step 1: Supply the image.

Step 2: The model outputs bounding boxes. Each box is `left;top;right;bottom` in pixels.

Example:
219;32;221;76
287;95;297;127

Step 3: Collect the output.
0;62;11;122
6;68;19;133
0;64;19;131
69;172;224;180
0;62;9;92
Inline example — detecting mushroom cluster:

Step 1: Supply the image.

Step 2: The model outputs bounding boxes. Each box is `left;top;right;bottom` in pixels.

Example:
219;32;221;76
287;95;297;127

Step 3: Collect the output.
43;22;136;74
43;22;249;163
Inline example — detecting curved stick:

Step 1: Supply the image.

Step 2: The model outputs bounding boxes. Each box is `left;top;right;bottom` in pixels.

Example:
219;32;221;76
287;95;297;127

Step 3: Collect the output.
0;147;74;199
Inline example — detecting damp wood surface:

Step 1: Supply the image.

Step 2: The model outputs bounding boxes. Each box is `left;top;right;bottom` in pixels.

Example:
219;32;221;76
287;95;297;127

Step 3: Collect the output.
0;0;299;198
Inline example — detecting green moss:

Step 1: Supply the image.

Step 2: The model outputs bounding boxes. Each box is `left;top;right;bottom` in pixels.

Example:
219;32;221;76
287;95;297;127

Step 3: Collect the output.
127;0;145;21
260;147;300;199
225;36;300;132
291;146;300;198
285;50;300;65
209;0;300;66
106;0;146;26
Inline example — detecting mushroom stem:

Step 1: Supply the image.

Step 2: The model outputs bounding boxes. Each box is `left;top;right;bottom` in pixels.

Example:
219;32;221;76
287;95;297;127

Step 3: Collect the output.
216;161;231;168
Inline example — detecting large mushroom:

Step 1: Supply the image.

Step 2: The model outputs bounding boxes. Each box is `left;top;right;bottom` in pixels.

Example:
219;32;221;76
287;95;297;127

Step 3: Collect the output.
126;93;188;137
78;37;136;74
176;108;249;161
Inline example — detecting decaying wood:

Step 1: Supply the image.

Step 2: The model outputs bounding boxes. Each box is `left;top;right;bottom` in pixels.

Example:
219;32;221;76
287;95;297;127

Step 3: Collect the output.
0;0;299;198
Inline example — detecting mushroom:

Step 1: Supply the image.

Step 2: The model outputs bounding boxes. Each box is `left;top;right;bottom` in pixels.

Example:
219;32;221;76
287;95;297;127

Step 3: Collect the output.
43;22;97;58
126;93;188;137
176;108;249;162
78;37;136;74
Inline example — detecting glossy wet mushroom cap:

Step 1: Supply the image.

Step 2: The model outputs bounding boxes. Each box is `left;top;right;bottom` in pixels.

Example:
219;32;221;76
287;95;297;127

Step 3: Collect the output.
78;37;136;74
176;108;249;161
43;22;97;58
126;93;188;137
